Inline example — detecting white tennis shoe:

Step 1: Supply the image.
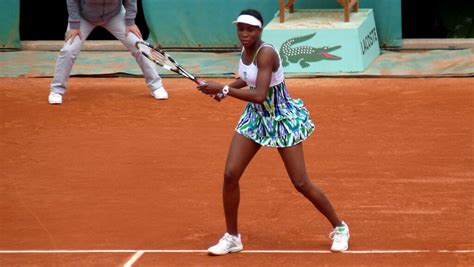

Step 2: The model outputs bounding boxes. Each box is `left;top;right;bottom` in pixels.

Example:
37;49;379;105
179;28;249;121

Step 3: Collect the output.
330;221;350;252
48;92;63;105
151;86;168;100
208;233;243;255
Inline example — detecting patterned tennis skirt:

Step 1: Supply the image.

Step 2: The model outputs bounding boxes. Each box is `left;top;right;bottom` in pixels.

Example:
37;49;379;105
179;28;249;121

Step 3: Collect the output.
235;82;315;147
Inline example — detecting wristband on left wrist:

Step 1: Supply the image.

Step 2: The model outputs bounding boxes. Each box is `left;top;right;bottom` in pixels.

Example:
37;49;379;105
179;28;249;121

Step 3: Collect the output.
222;85;230;97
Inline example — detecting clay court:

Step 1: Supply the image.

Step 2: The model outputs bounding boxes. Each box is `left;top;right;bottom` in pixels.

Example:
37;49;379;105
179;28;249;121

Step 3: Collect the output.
0;77;473;266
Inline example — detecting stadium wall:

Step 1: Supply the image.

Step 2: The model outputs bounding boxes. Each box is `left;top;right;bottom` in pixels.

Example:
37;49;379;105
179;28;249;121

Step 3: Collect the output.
0;0;401;49
143;0;401;48
0;0;20;49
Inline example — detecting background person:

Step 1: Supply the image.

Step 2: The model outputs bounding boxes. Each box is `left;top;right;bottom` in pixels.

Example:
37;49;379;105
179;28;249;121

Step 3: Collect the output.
48;0;167;105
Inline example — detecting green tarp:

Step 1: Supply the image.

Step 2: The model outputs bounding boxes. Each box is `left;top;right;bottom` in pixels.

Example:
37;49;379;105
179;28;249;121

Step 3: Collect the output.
0;0;20;49
143;0;279;48
0;0;402;48
143;0;402;48
0;0;401;49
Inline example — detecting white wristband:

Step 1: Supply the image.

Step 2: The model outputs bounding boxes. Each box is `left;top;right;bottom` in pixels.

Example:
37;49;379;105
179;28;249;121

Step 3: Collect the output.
222;85;230;96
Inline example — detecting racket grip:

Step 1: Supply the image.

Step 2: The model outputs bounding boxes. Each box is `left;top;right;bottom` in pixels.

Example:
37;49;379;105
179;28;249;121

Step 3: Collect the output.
196;79;207;86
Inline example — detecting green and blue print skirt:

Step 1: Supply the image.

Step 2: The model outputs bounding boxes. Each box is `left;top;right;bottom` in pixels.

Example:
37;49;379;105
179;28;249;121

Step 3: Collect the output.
235;82;315;147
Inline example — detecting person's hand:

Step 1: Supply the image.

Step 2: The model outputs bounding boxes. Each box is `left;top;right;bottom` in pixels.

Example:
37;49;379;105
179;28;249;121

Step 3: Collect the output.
197;80;225;101
197;80;224;95
126;25;143;39
197;80;226;102
212;93;225;102
65;28;82;44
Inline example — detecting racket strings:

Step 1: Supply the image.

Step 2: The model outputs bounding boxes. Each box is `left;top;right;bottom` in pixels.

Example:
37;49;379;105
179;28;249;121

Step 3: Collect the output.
150;50;171;66
136;41;197;82
137;43;175;69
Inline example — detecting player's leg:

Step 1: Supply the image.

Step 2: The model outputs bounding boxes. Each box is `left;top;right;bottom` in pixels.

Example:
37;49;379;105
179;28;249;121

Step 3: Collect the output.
104;7;167;99
278;143;341;226
208;133;261;255
49;19;95;104
277;143;349;251
223;133;261;235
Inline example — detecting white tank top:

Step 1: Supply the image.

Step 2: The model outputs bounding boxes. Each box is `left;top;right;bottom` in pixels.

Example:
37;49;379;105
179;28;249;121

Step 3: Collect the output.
238;44;285;88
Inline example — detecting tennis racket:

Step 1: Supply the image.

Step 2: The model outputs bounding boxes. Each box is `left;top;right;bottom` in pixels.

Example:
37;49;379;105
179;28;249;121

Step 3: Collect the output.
135;41;223;98
136;41;200;84
136;41;224;99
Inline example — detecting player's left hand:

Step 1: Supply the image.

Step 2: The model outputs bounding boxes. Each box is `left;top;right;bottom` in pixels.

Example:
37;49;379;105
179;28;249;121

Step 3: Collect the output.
197;80;224;95
126;25;143;40
196;81;222;101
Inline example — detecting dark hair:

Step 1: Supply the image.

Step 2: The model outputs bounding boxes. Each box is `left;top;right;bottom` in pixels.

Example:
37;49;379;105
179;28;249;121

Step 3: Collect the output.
240;9;264;25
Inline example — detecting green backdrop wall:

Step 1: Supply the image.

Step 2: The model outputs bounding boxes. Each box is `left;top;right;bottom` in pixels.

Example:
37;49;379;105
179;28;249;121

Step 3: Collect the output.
0;0;20;49
143;0;402;48
0;0;401;49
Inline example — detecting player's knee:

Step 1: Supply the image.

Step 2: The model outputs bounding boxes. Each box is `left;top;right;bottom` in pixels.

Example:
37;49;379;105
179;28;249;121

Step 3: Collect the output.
292;177;311;193
223;170;240;189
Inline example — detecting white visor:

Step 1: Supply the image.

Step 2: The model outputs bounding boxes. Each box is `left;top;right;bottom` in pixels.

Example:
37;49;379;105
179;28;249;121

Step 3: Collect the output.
232;14;262;28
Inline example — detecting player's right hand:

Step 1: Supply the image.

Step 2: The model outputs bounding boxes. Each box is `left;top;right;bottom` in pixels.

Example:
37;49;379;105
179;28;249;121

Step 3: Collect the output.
65;29;82;44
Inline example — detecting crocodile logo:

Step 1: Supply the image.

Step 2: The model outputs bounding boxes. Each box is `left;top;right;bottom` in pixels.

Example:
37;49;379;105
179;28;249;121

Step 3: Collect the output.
280;33;342;68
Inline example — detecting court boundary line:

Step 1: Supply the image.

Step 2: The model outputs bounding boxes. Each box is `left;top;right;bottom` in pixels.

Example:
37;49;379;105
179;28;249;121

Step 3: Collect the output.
1;249;473;254
124;251;144;267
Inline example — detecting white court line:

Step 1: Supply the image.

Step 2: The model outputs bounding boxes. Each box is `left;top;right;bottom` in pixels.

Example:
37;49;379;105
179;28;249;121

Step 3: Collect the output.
124;250;144;267
0;249;473;254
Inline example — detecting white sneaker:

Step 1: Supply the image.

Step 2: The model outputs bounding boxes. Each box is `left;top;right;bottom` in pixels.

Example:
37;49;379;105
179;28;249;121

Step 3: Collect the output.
48;92;63;105
151;86;168;100
330;221;350;252
208;233;243;255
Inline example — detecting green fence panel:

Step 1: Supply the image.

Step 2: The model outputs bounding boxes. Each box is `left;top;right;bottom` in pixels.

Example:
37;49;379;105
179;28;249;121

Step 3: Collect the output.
142;0;401;48
0;0;20;49
0;0;401;49
143;0;278;48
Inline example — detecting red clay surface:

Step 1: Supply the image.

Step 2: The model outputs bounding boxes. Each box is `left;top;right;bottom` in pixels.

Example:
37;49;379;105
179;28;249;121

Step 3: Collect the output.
1;77;473;266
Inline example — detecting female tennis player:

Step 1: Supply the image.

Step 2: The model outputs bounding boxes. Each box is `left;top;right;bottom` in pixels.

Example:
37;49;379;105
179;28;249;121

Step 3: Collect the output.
197;9;350;255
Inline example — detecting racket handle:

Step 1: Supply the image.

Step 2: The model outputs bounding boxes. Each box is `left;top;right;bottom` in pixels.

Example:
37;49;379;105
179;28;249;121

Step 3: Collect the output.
194;79;206;86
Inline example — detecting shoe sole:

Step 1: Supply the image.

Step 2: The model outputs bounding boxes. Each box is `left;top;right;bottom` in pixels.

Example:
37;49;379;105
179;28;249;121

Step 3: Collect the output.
208;247;243;256
151;92;168;100
48;97;62;105
331;246;348;253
